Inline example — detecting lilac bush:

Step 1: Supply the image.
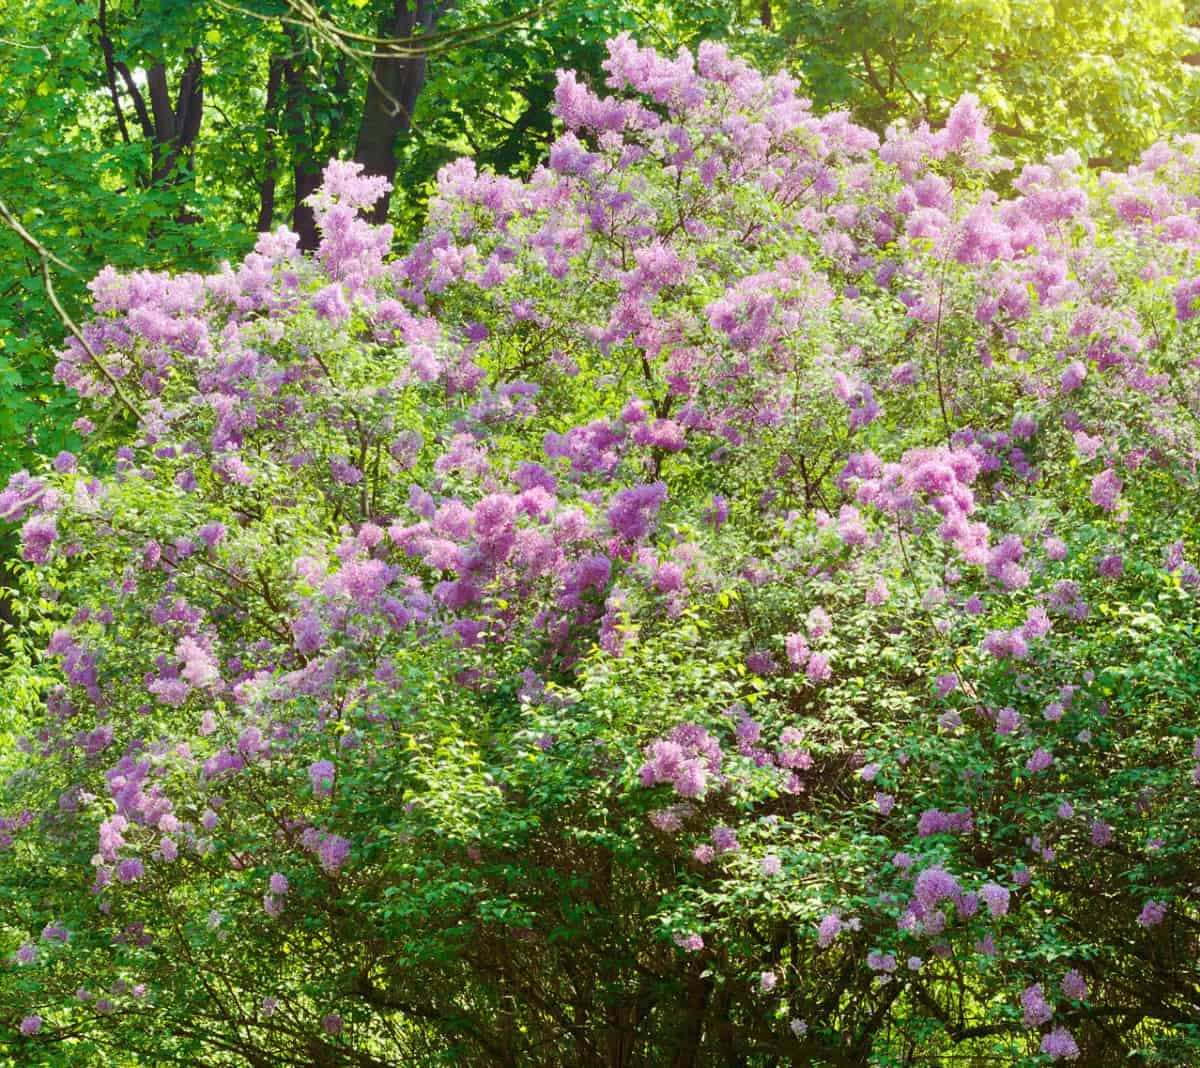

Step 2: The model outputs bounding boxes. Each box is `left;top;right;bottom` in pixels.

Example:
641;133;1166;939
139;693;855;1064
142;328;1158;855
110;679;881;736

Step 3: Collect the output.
2;33;1200;1066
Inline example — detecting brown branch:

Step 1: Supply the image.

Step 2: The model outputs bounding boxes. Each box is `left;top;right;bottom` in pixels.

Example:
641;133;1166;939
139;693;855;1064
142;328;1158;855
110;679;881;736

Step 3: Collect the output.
96;0;131;144
113;60;156;142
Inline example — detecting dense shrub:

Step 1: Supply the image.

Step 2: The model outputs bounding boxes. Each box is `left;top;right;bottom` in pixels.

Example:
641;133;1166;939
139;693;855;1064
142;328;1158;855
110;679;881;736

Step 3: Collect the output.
2;35;1200;1067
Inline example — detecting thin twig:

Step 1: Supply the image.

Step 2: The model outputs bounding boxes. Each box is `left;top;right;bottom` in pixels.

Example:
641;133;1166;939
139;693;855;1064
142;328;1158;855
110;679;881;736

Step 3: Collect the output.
0;196;141;421
0;37;51;57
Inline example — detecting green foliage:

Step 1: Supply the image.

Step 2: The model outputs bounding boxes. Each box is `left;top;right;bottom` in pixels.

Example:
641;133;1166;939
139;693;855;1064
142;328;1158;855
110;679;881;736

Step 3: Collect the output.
766;0;1200;165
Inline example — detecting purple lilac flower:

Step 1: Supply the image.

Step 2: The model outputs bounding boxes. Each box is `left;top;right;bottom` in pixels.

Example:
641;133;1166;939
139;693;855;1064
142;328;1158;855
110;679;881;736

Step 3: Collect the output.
19;514;58;564
979;882;1010;917
198;522;227;547
1137;900;1166;927
1060;360;1087;393
995;707;1020;735
817;913;841;948
805;652;832;682
1061;970;1088;1001
711;825;739;853
806;606;832;638
702;494;728;529
1090;469;1123;512
914;867;960;911
1041;1028;1081;1060
309;760;336;797
784;632;810;668
1020;983;1052;1027
317;834;351;874
116;858;144;884
1173;276;1200;321
1026;748;1053;773
607;482;667;540
41;922;68;943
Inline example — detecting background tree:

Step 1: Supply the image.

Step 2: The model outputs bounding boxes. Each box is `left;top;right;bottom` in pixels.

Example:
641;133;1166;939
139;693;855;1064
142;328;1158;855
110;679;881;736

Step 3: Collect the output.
760;0;1200;166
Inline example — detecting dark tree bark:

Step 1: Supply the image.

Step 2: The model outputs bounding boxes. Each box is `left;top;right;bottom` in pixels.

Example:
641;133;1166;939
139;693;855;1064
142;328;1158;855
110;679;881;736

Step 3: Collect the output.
352;0;447;224
256;57;286;232
281;30;323;251
145;52;203;186
96;0;132;145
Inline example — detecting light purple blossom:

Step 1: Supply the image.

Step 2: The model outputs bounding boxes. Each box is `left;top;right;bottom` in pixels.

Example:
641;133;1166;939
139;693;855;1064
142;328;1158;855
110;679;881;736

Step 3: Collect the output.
19;514;58;564
607;482;668;540
1040;1027;1081;1060
1060;360;1087;393
316;834;351;874
979;882;1010;917
674;932;703;952
116;858;145;884
914;867;960;911
818;913;842;948
1090;469;1123;512
309;760;336;797
1061;969;1088;1001
1026;748;1054;773
1137;900;1166;927
1020;983;1052;1028
805;652;832;682
867;951;897;973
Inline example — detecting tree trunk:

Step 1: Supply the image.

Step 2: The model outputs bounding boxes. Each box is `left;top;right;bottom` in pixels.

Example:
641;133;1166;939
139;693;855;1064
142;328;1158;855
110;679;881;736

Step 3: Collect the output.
146;52;203;188
281;30;323;251
256;57;285;232
352;0;444;224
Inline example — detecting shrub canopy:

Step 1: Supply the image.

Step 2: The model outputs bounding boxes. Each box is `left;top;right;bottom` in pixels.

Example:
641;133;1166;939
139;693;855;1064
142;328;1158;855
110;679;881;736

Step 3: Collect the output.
3;33;1200;1068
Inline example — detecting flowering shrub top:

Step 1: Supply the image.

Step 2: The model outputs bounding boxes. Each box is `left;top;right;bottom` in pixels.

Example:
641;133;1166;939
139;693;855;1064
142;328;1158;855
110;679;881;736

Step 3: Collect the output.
3;34;1200;1067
